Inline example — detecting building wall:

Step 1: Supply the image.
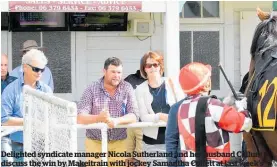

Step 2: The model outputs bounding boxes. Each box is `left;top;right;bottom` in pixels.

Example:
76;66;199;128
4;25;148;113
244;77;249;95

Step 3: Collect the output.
224;1;271;89
75;12;164;154
0;11;164;155
178;1;272;153
1;0;273;157
1;31;8;55
74;12;163;100
223;1;271;153
75;1;272;153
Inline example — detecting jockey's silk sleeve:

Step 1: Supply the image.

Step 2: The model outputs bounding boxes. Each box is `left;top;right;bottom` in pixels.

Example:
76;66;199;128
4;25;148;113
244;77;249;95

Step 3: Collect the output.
208;98;252;133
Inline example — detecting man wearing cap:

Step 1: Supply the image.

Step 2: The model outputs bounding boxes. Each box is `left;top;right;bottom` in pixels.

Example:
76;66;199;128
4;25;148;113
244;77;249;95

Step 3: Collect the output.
1;49;52;165
165;62;252;167
10;40;54;91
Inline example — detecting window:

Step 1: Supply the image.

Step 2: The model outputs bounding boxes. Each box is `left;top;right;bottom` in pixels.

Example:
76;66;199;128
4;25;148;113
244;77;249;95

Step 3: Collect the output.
179;1;223;23
179;29;222;90
180;1;219;18
12;32;72;94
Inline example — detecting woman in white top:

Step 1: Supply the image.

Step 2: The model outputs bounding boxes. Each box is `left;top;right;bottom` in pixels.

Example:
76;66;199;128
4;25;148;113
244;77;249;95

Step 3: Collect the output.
135;51;185;166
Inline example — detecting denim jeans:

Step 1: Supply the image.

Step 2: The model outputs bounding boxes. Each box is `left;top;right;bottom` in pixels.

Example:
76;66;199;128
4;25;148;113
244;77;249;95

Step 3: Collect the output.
1;137;24;167
1;137;13;167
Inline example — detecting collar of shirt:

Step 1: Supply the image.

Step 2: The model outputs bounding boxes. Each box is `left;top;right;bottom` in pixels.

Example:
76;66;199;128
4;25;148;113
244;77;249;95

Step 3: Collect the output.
18;65;23;73
19;73;42;90
1;72;10;81
186;94;202;100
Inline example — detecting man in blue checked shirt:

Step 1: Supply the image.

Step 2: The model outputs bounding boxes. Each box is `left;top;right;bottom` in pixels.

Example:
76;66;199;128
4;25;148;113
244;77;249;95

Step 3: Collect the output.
10;40;54;91
1;49;52;165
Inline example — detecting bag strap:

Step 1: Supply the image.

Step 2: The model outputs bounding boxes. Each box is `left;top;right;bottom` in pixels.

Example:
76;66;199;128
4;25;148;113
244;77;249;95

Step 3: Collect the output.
195;96;210;167
168;78;178;102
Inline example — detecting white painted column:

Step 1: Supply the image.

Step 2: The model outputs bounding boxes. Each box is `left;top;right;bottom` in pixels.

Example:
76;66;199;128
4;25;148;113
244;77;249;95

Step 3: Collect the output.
0;1;9;12
163;1;180;77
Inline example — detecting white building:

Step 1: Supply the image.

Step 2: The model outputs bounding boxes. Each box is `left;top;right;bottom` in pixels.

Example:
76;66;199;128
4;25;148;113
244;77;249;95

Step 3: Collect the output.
1;0;271;155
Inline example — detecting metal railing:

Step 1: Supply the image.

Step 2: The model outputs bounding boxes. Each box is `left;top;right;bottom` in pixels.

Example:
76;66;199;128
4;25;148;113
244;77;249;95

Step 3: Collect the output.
1;122;166;167
1;126;23;137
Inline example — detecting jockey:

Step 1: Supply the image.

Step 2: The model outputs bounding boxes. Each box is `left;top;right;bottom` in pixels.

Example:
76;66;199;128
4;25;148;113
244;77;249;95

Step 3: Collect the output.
165;62;252;167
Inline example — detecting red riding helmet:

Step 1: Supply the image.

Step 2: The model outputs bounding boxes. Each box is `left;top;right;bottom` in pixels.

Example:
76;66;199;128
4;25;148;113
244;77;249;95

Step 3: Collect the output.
179;62;212;95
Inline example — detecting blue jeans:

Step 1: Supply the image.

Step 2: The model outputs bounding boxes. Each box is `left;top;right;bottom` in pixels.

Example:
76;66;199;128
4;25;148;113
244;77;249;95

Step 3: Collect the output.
1;137;24;167
1;137;13;166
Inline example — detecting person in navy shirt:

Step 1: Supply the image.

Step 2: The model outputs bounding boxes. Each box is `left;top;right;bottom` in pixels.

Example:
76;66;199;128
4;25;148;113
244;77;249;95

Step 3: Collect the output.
1;53;17;93
1;53;17;166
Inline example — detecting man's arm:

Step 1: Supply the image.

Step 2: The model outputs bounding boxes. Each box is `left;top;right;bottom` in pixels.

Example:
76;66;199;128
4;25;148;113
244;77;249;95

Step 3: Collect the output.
77;84;99;124
77;114;98;125
1;86;23;126
77;112;109;125
1;118;23;126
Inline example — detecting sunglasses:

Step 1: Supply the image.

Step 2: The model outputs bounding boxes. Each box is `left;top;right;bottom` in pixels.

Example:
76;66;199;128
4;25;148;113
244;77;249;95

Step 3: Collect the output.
145;63;159;69
27;64;45;73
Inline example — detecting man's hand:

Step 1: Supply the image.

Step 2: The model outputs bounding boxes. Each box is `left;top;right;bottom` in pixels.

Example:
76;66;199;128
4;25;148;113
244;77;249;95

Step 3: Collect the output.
106;118;119;128
235;97;248;111
223;92;245;106
96;111;110;123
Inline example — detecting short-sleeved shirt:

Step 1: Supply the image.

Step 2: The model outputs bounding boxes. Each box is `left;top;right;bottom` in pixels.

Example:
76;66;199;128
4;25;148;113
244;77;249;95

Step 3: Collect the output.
77;77;139;141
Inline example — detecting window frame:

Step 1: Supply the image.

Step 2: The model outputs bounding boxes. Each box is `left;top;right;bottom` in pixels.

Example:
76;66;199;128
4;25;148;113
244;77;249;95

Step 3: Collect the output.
179;1;224;24
179;25;225;96
8;32;76;101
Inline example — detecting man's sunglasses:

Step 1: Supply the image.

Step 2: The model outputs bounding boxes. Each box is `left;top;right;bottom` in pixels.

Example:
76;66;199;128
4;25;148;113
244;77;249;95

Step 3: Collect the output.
27;64;45;73
145;63;159;69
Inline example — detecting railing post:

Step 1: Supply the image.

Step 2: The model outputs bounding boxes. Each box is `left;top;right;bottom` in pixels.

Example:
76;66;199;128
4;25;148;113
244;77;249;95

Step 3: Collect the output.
101;124;108;167
44;100;49;162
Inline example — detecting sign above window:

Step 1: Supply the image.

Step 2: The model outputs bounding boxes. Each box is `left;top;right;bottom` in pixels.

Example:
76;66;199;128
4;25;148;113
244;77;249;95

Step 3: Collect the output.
9;1;142;12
